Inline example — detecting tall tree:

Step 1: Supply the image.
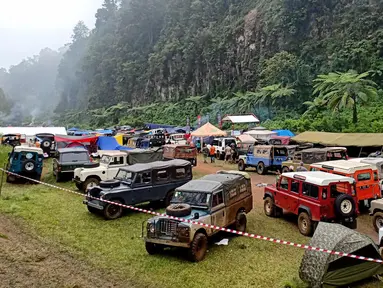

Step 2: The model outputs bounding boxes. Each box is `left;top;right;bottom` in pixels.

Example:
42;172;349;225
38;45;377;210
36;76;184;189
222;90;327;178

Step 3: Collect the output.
313;71;378;124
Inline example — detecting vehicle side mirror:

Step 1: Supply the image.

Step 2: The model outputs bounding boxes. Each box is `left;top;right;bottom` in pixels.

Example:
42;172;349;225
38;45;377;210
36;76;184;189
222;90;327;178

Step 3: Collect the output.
194;213;199;220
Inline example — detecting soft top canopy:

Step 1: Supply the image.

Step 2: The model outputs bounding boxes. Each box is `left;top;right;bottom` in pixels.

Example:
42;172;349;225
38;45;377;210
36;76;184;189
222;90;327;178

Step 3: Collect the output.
121;159;190;173
57;147;88;153
123;148;163;165
292;131;383;147
236;134;256;143
177;173;244;193
299;222;383;288
282;171;355;186
14;146;43;154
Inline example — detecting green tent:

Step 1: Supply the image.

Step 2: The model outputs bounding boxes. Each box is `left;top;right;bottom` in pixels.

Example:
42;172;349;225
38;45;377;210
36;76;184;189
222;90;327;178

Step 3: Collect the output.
299;222;383;288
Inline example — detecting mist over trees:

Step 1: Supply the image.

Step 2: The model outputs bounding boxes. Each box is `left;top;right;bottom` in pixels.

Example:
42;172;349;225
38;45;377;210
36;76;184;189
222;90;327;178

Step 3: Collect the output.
2;0;383;131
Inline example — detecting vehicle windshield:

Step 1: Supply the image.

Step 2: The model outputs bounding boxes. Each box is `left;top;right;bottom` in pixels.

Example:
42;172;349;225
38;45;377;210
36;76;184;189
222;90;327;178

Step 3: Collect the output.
115;170;133;182
61;152;89;162
173;134;184;139
274;148;287;156
100;155;112;165
327;150;347;160
171;191;211;209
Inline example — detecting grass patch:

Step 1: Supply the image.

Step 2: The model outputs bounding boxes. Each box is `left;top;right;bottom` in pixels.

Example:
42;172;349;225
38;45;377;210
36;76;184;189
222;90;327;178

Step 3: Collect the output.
0;232;8;239
0;151;379;288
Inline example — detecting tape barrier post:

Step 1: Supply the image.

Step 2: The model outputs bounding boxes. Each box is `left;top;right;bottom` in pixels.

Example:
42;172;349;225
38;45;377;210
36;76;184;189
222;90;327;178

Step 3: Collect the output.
1;167;382;264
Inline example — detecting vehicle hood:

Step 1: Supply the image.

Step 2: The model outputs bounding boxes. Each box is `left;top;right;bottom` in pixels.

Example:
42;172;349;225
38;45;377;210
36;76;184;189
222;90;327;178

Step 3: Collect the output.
75;165;106;175
149;208;209;222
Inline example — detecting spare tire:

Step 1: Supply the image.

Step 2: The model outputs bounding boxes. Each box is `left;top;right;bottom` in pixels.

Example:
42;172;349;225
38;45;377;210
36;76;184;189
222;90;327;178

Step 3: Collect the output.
166;204;192;217
83;162;100;168
335;194;356;218
41;138;52;149
23;160;36;173
99;179;121;189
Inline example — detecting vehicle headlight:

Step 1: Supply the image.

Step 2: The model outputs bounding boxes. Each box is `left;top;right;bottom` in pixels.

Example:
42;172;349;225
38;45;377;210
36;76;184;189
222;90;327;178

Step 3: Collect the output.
147;223;155;234
176;226;190;238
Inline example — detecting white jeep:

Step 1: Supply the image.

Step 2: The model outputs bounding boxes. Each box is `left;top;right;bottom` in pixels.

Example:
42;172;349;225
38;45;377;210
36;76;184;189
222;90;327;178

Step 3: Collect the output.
212;137;237;160
73;151;128;191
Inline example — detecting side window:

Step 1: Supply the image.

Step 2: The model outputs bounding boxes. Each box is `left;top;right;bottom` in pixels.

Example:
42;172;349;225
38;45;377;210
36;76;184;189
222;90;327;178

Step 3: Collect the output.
302;183;319;199
110;157;123;165
175;168;186;179
291;180;300;194
134;172;151;184
156;169;169;182
374;171;379;181
212;191;224;207
357;172;371;181
280;177;288;190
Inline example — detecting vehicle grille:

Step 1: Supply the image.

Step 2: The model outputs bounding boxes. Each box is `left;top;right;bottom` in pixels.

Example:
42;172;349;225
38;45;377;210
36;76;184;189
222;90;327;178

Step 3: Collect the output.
158;219;178;236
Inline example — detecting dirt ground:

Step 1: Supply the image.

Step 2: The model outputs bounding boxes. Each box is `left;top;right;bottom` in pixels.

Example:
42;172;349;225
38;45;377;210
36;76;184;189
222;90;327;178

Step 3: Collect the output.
0;215;128;288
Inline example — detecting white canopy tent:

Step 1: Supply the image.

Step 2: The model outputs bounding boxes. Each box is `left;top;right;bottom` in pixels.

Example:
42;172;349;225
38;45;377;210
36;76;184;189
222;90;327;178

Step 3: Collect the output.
244;129;277;141
222;114;260;124
0;127;67;136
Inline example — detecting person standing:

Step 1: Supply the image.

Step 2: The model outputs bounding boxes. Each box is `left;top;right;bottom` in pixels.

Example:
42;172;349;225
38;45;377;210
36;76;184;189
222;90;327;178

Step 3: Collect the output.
209;145;216;163
202;144;209;163
196;141;201;153
224;145;232;164
296;162;308;172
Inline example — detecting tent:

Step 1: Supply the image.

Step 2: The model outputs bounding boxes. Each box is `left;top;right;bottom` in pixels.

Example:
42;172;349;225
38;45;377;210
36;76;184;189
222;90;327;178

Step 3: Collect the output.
191;122;226;137
292;131;383;147
55;134;98;153
0;127;67;136
244;129;277;140
273;129;295;137
222;114;260;124
236;134;256;143
97;136;132;151
299;222;383;288
114;134;123;145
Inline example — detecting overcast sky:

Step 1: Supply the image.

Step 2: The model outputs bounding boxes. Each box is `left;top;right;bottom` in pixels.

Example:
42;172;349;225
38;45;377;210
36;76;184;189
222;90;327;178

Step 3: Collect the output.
0;0;104;70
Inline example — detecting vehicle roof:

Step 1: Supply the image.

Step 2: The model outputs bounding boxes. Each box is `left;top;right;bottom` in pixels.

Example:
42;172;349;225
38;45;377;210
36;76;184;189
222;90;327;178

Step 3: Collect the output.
297;147;347;154
177;173;243;193
311;160;376;172
163;144;192;148
13;146;44;154
120;159;190;173
57;147;88;153
348;158;383;165
254;145;287;149
282;171;355;186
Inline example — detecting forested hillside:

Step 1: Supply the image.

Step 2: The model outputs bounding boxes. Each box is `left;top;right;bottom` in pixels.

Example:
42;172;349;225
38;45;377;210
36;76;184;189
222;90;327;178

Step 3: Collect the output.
2;0;383;131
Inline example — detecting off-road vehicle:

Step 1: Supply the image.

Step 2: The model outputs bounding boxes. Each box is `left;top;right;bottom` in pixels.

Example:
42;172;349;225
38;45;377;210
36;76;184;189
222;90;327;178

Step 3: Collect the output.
144;170;253;262
264;171;358;236
83;159;192;220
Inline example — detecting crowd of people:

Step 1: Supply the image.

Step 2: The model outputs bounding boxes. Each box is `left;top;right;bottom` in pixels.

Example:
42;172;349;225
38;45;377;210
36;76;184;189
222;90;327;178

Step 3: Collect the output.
201;143;237;164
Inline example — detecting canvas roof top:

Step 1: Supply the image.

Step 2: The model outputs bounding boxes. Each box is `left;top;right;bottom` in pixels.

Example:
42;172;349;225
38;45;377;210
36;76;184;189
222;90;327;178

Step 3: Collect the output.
299;222;383;288
191;122;226;137
177;173;242;193
0;127;67;136
14;146;43;154
311;160;376;173
222;114;260;123
292;131;383;147
236;134;256;143
120;159;190;173
282;171;355;186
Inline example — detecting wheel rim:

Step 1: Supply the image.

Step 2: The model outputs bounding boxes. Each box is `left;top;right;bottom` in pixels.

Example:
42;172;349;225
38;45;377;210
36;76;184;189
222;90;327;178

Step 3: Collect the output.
87;181;97;190
25;163;34;171
265;201;271;214
340;199;352;214
107;204;121;217
301;218;308;232
376;216;383;229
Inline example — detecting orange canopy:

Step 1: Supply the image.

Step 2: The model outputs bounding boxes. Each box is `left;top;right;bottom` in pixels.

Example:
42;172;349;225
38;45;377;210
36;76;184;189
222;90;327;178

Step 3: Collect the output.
191;122;227;137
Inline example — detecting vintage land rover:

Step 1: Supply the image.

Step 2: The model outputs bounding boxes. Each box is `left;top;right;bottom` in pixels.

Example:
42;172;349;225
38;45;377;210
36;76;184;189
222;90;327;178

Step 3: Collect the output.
144;170;253;262
73;148;163;191
84;159;192;220
264;171;358;236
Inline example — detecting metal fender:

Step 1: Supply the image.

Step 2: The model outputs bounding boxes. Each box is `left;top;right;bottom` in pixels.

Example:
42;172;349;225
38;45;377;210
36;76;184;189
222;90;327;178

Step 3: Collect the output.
298;205;312;219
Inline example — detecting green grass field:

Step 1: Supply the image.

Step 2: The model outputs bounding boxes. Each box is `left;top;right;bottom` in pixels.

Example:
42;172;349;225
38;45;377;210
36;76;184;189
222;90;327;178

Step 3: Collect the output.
0;150;379;288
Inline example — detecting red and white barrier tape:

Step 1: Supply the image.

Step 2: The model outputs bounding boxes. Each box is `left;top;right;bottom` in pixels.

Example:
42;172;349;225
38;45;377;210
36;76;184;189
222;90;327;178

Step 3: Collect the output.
1;168;382;264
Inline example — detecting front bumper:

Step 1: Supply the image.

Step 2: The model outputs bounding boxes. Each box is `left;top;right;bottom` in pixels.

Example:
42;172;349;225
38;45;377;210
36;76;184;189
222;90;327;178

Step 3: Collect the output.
144;237;190;248
83;199;104;210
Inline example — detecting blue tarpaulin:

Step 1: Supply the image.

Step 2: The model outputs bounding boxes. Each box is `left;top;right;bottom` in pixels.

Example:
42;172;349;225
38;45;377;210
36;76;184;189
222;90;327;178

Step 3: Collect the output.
145;123;174;129
273;130;295;137
97;136;133;151
95;129;114;135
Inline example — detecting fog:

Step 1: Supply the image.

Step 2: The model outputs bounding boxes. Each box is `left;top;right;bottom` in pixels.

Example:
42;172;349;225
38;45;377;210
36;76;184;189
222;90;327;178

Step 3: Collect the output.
0;0;104;69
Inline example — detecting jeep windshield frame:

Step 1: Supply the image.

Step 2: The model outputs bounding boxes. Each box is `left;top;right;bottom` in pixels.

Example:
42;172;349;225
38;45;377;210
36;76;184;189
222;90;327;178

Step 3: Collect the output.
115;169;133;183
100;155;112;165
171;190;212;209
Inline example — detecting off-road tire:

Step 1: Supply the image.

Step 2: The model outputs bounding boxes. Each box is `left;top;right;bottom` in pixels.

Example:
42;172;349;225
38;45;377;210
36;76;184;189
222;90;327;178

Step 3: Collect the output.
103;200;123;220
264;197;276;217
238;160;246;171
99;179;121;189
145;242;163;255
275;206;283;218
334;194;356;218
6;174;16;183
164;190;175;208
234;211;247;232
22;160;36;173
282;166;290;173
166;204;192;217
257;162;266;175
82;177;100;192
75;183;83;190
41;139;52;149
298;212;313;236
188;233;208;262
373;212;383;233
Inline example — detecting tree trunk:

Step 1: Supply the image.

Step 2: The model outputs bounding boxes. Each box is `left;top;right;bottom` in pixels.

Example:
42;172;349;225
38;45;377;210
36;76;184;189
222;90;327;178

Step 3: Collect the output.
352;95;358;124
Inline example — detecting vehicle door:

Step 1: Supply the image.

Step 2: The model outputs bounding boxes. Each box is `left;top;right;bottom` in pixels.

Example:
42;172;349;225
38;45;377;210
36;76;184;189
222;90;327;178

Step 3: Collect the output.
152;169;171;201
131;171;153;204
210;190;226;231
274;176;290;209
246;146;259;166
284;178;301;213
354;170;375;201
300;182;321;221
107;156;125;179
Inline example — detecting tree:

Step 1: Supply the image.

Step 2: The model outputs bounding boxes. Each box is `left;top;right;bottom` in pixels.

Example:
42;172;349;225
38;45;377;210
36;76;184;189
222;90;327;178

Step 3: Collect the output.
313;71;378;124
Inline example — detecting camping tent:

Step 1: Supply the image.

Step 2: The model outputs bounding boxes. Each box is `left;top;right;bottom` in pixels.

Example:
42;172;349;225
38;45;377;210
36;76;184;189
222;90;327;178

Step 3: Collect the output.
97;136;132;151
244;129;277;140
273;129;295;137
191;122;226;137
299;222;383;288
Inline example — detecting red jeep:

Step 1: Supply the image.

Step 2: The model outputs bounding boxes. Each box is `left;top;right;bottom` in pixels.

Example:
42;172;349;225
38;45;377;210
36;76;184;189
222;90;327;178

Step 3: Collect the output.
263;171;359;236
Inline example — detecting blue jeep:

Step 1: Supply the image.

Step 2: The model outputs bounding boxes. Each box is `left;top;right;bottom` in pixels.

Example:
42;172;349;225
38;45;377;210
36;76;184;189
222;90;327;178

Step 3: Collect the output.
6;146;44;183
83;159;193;220
237;145;288;175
